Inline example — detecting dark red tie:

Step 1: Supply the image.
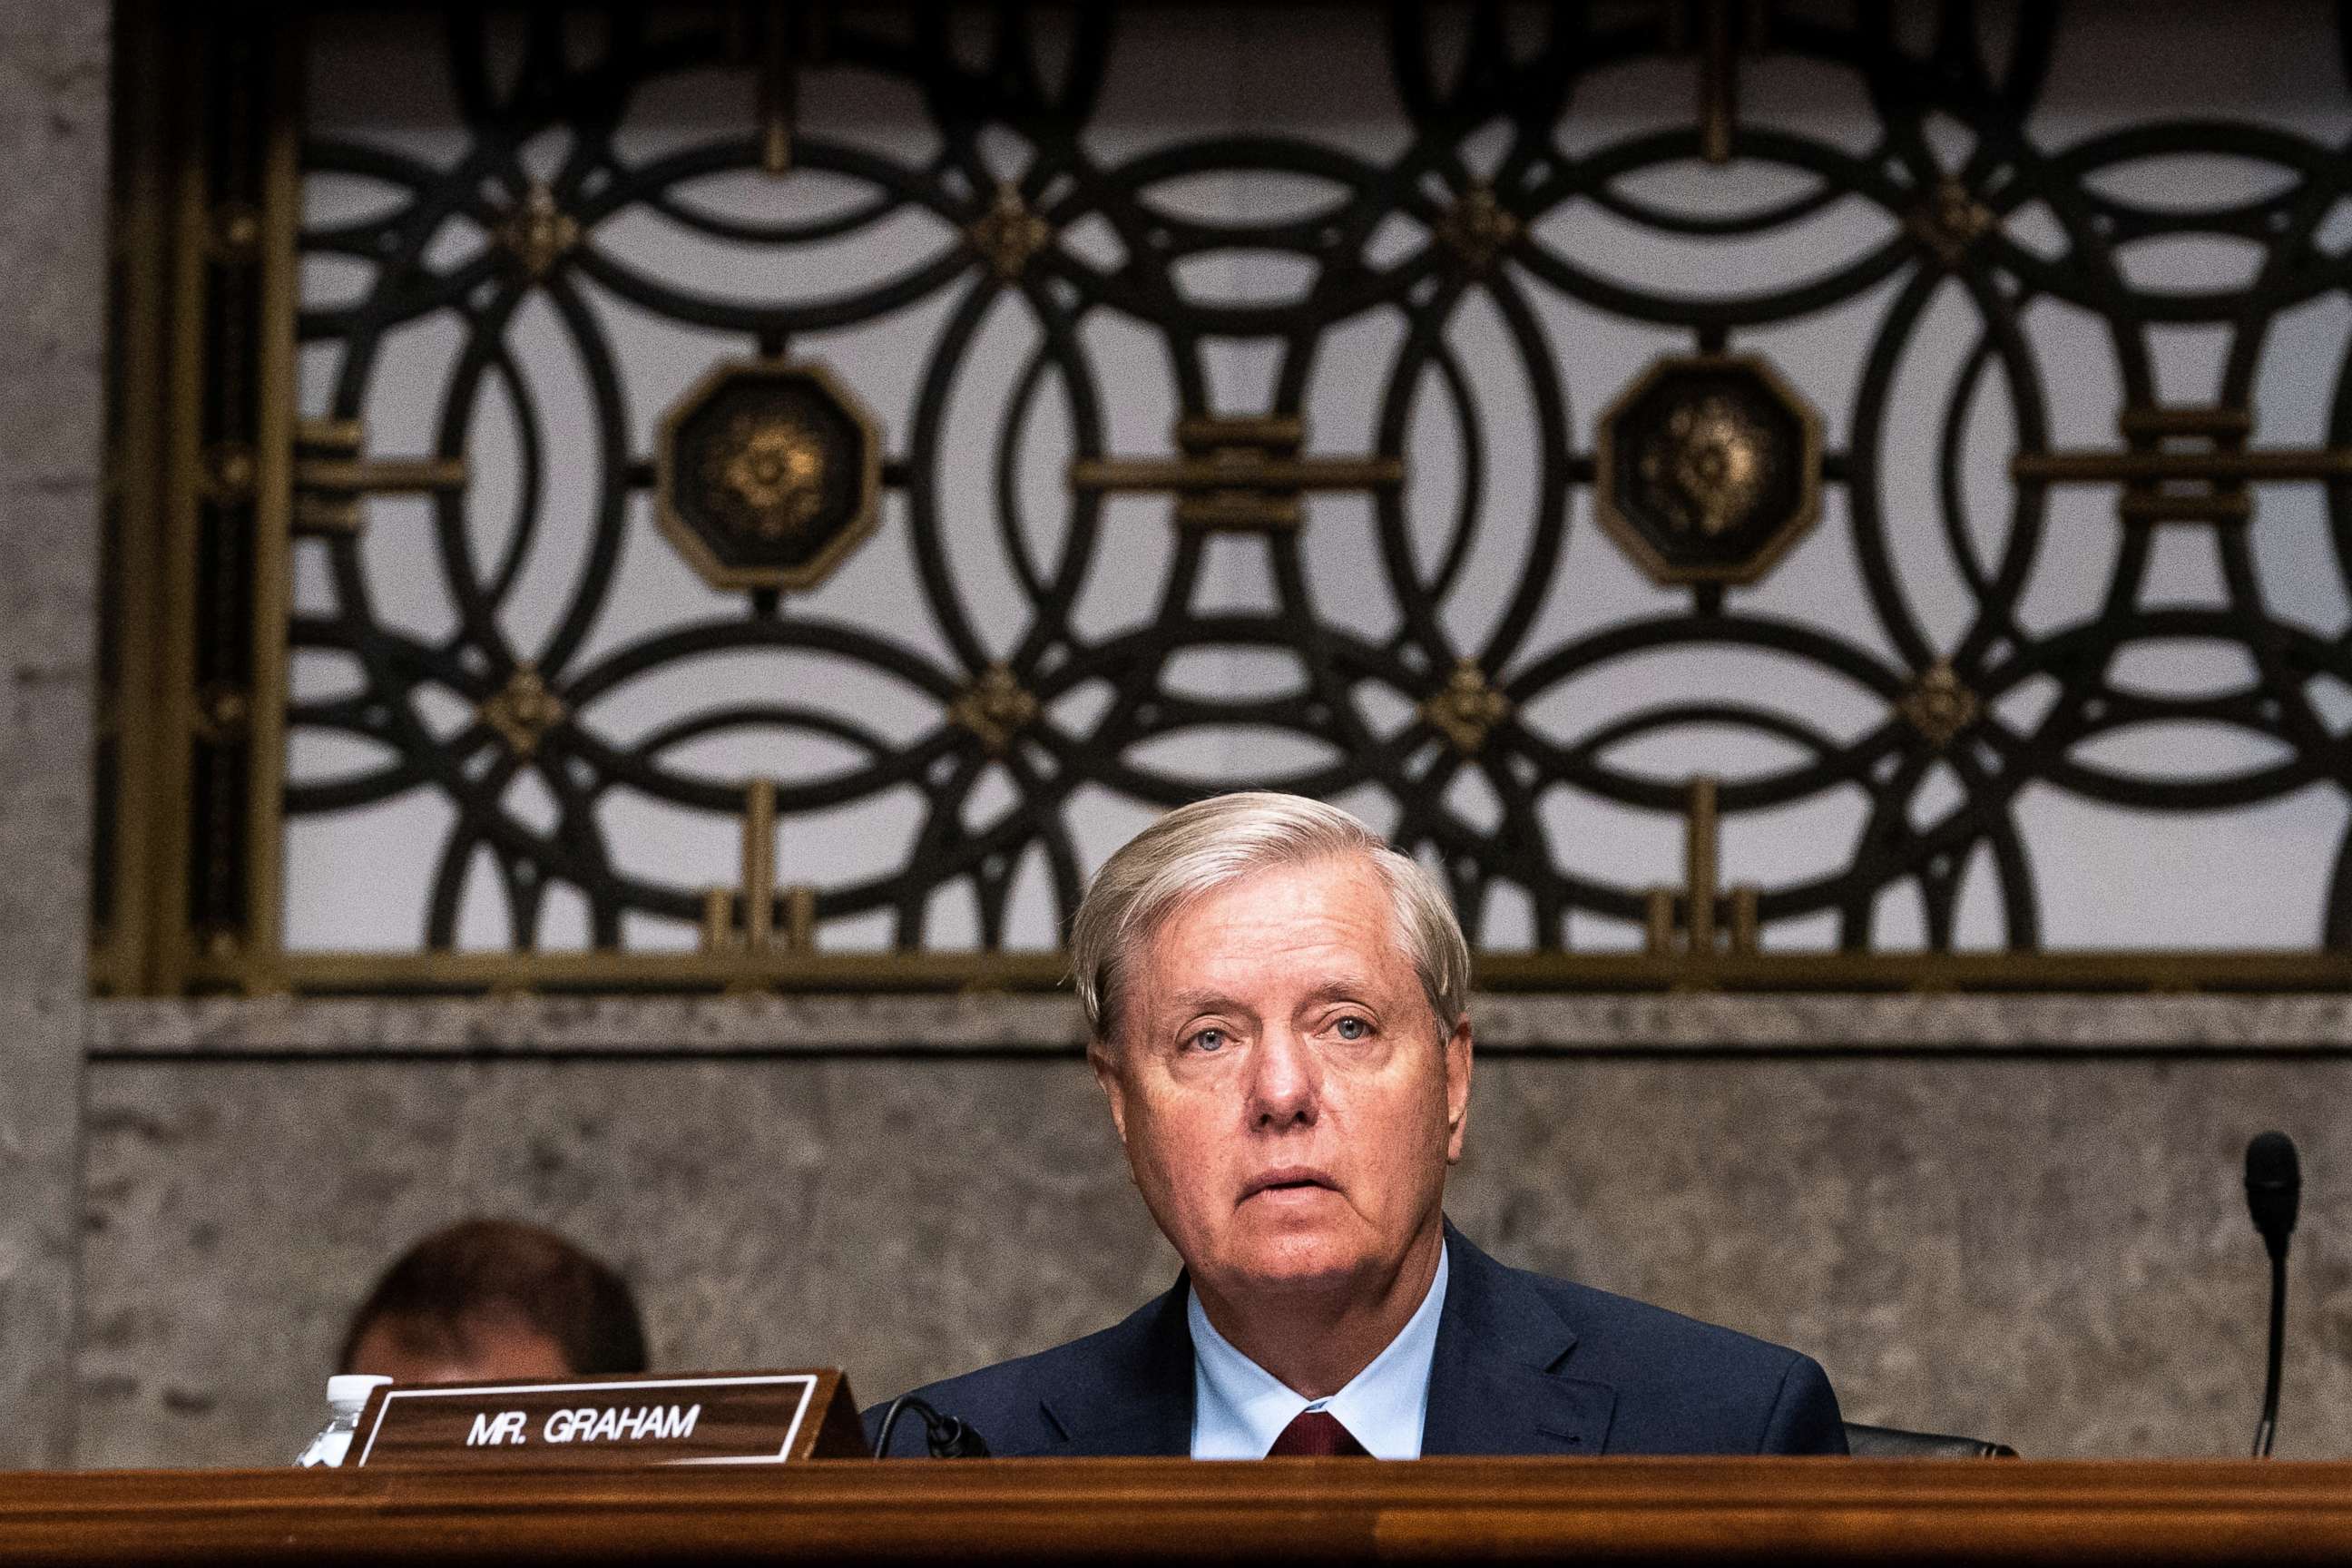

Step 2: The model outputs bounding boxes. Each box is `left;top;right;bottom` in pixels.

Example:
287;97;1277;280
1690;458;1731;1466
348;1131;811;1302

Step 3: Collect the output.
1266;1409;1368;1457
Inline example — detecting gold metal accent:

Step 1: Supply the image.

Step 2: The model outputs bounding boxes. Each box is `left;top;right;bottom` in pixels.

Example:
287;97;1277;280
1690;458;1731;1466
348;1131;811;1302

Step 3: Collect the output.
654;358;885;593
758;0;795;175
968;183;1054;282
295;416;362;450
291;417;467;535
1907;177;1994;269
714;412;828;530
1643;888;1677;955
2018;450;2344;482
1421;659;1511;756
105;1;308;992
699;777;818;957
1899;660;1981;750
212;203;261;257
1073;415;1405;532
1686;776;1720;955
741;0;826;176
2122;407;2253;439
207;941;2352;1000
1697;0;1738;164
742;777;777;949
140;0;226;993
784;883;818;950
496;181;579;281
1647;394;1770;539
1729;885;1760;954
1594;352;1824;586
208;442;257;500
203;946;2352;997
2008;407;2339;526
1436;184;1520;275
1642;776;1761;958
950;662;1041;756
479;665;567;758
92;0;177;994
191;682;250;743
232;14;307;997
701;887;734;951
1668;0;1768;164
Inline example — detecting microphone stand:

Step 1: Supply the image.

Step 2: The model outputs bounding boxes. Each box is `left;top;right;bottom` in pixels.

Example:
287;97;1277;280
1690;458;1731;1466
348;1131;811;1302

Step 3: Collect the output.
2253;1247;2285;1459
2242;1130;2300;1460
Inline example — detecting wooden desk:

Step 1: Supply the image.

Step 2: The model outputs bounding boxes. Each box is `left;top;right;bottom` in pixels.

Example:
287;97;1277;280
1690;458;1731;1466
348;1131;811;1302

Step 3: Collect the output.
4;1459;2347;1565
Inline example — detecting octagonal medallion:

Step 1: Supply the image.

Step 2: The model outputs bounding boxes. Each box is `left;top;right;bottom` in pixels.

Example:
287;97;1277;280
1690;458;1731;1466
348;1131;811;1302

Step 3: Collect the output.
1593;353;1822;587
654;358;882;593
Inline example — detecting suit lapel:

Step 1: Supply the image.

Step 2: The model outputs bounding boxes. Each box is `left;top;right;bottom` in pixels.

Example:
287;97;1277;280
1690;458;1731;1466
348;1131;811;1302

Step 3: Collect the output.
1032;1229;1616;1458
1419;1222;1617;1456
1037;1276;1195;1456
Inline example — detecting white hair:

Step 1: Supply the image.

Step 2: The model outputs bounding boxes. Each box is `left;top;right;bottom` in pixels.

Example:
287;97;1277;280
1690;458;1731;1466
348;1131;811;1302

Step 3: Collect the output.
1069;791;1470;1045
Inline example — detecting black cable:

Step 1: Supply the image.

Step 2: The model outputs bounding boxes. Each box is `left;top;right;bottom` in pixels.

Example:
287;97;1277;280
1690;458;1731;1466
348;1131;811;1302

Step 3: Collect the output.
871;1395;923;1458
2254;1250;2286;1458
871;1395;991;1459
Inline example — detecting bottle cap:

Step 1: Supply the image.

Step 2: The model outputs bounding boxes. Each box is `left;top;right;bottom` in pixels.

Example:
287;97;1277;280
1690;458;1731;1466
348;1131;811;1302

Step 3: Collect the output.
327;1374;394;1410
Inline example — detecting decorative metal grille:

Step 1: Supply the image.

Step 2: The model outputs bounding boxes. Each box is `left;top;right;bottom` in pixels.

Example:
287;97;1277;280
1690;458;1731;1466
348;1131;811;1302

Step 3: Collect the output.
99;2;2352;992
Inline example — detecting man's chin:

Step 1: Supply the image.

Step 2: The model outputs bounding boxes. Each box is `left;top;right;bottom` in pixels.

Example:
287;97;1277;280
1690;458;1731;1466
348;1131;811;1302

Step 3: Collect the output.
1214;1227;1373;1298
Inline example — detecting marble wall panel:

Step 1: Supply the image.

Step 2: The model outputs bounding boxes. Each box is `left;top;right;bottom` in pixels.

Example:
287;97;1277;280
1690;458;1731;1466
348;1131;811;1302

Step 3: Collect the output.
82;991;2352;1054
79;1054;2352;1467
0;0;108;1468
76;1057;1175;1466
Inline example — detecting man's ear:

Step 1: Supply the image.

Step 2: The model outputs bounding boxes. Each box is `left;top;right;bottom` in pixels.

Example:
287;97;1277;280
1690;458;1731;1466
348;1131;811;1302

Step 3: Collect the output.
1443;1014;1474;1164
1089;1039;1130;1149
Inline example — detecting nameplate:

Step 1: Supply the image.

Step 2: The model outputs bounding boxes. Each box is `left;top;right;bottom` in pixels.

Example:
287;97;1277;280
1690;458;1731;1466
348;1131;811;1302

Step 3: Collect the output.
349;1368;866;1467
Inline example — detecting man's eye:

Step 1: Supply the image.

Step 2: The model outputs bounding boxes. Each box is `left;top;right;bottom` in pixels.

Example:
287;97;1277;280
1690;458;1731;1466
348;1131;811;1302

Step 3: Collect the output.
1189;1028;1227;1053
1334;1016;1368;1041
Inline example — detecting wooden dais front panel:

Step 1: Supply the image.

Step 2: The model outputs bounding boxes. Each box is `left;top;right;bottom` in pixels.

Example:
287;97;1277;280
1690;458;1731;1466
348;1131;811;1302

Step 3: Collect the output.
2;1459;2350;1565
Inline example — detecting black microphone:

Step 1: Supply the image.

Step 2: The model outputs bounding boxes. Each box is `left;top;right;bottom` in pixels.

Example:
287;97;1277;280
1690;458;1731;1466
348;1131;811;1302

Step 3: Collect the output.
871;1395;992;1459
2243;1131;2300;1458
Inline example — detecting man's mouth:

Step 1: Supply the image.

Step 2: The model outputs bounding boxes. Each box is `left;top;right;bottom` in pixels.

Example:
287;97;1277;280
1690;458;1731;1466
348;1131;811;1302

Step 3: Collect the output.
1241;1167;1338;1201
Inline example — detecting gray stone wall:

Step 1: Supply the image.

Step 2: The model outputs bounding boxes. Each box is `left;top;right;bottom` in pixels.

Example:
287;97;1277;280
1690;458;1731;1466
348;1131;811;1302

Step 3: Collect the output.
74;1047;2352;1466
0;0;107;1470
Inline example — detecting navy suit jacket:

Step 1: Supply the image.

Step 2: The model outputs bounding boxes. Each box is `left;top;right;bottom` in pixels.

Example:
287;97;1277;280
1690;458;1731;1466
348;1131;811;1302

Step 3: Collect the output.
867;1221;1846;1456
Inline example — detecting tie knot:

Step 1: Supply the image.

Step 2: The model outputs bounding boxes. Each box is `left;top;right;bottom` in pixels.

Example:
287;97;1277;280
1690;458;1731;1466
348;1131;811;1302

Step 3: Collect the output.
1266;1408;1368;1457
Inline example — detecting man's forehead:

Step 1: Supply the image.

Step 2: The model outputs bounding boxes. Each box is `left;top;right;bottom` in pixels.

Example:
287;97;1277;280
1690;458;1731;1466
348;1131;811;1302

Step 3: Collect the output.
1134;859;1415;990
1158;854;1389;927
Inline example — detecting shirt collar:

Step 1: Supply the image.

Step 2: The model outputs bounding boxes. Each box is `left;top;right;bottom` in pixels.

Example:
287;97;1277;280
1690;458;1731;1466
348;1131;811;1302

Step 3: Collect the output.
1187;1240;1450;1460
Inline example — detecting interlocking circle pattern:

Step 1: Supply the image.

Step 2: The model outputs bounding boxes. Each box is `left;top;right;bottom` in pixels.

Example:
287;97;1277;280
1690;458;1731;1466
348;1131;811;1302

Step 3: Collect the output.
289;5;2352;956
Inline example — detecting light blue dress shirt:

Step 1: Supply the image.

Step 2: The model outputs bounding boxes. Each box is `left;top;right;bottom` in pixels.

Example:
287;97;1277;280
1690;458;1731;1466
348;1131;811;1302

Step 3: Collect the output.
1186;1240;1450;1459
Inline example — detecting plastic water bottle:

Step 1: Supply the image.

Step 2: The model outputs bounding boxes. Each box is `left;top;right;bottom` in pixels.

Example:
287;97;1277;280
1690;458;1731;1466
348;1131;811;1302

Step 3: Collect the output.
297;1375;393;1467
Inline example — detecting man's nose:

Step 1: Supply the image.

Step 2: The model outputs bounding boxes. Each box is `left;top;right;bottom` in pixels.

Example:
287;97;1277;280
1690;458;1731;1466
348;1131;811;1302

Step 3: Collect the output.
1248;1025;1320;1128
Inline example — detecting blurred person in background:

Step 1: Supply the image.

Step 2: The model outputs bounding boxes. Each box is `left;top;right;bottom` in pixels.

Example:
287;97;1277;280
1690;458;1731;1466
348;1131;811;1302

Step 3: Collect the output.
338;1218;649;1383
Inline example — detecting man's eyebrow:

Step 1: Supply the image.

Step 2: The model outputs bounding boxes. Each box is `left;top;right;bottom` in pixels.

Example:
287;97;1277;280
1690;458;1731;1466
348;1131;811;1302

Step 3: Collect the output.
1298;978;1380;1007
1148;981;1385;1020
1159;987;1250;1017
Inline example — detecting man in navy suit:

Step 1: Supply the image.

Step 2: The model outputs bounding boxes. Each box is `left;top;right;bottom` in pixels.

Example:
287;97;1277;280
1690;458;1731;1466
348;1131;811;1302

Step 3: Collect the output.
872;791;1845;1458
